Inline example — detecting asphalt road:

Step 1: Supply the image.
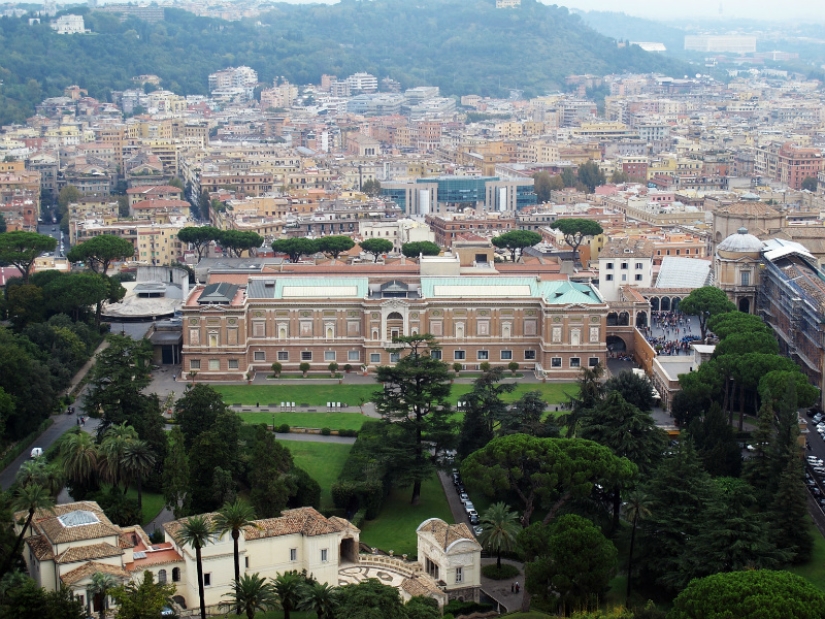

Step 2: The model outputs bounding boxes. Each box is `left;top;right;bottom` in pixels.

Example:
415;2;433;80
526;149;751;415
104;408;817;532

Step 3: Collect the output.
801;416;825;536
37;222;68;258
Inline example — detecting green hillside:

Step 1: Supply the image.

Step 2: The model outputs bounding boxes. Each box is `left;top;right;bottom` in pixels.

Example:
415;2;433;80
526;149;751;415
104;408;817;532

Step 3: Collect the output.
0;0;689;124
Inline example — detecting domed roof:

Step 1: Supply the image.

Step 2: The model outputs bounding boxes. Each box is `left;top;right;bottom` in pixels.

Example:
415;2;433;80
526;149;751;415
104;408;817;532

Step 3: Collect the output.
718;227;763;253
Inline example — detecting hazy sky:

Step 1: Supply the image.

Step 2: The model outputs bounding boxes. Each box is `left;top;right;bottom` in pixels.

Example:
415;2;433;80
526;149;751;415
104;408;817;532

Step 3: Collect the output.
545;0;825;22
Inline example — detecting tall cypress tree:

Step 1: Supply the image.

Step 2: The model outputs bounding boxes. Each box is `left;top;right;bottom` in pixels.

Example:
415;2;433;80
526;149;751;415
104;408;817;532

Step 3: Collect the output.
769;443;813;564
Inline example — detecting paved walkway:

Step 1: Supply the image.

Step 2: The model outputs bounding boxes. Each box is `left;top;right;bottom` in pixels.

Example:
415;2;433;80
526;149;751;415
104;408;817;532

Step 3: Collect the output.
479;557;525;613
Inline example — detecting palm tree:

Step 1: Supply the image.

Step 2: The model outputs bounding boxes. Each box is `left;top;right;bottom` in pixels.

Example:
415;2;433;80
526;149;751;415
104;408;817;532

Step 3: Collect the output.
624;490;651;607
298;581;338;619
120;439;155;511
271;571;305;619
99;424;138;491
88;571;119;619
479;502;521;570
174;515;215;619
61;429;99;490
15;459;64;498
1;484;54;577
224;573;278;619
214;500;260;615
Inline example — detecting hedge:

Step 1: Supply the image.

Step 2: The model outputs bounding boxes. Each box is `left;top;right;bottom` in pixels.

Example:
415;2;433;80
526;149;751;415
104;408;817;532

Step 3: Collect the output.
331;421;389;519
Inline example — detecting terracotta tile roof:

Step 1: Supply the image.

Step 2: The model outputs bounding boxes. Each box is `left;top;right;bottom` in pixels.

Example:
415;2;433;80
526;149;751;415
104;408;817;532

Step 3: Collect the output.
19;502;121;546
246;507;341;540
55;542;123;564
417;519;482;553
26;535;54;561
60;561;130;586
401;575;444;597
328;516;360;533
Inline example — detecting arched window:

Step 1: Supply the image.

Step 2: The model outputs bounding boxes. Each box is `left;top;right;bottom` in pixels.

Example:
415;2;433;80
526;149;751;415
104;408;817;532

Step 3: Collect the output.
172;567;181;582
158;569;167;584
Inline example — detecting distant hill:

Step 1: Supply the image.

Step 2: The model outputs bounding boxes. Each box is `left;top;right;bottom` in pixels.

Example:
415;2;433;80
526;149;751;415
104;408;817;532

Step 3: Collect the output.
0;0;690;124
574;10;689;56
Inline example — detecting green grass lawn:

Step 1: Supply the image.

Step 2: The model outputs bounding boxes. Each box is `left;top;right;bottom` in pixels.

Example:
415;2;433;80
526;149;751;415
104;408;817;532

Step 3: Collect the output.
215;381;577;407
239;412;367;431
284;441;352;511
124;488;164;526
359;473;454;557
788;518;825;591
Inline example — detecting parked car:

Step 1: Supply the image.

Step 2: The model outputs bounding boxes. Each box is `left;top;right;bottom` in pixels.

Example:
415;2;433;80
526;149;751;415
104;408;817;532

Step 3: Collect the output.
473;525;484;537
30;447;43;459
459;493;469;503
464;501;475;513
469;513;480;525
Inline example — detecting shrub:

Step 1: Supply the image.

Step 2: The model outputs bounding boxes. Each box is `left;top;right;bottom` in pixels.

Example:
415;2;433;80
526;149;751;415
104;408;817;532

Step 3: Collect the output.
452;362;463;374
480;361;491;372
344;364;353;372
271;361;282;376
443;601;493;617
321;427;331;436
508;361;519;375
338;428;358;437
351;508;367;528
328;362;339;374
277;423;291;433
482;564;520;580
299;362;311;375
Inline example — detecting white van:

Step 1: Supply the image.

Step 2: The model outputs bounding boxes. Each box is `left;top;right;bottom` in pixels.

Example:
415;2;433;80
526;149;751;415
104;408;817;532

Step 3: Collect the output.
30;447;43;459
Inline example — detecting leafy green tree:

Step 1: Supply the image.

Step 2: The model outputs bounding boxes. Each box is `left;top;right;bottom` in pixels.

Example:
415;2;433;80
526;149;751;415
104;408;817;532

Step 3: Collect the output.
490;230;542;263
500;390;557;437
404;596;440;619
188;412;242;513
163;426;190;517
66;234;135;274
43;272;110;324
562;362;605;437
623;490;651;607
0;231;57;284
759;370;819;410
317;235;355;259
0;213;5;234
561;168;578;188
801;176;818;192
359;237;393;261
769;443;813;564
271;571;306;619
89;572;119;619
373;335;454;505
98;424;139;492
174;515;216;619
57;185;80;211
577;161;606;193
298;581;338;619
1;484;53;578
714;332;779;357
177;226;221;263
526;514;617;614
249;424;295;517
603;370;656;412
271;237;320;263
707;311;771;340
678;287;736;341
610;170;629;184
688;403;742;478
120;439;156;511
681;477;787;585
532;171;563;203
465;366;516;438
4;283;45;328
215;499;260;612
479;502;520;569
111;570;177;619
335;578;407;619
173;384;230;449
457;400;493;460
553;219;604;262
668;570;825;619
462;434;636;526
401;241;440;258
579;391;667;527
224;573;278;619
361;178;381;196
219;229;264;258
60;430;100;499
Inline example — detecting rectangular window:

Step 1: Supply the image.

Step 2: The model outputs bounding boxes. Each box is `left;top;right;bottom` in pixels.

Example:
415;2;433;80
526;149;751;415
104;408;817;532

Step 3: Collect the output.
454;350;466;361
477;350;489;360
390;352;400;363
621;263;628;269
208;359;219;371
524;350;536;360
589;357;600;367
570;357;581;368
301;351;312;361
370;353;381;364
455;567;463;583
254;351;265;362
430;350;442;360
190;359;201;370
551;357;562;368
324;351;336;362
635;274;643;281
245;557;249;569
348;350;360;362
500;350;513;360
741;271;750;286
622;274;627;281
228;359;239;370
290;548;297;562
321;549;328;562
606;274;614;281
606;262;613;269
204;573;211;587
635;262;643;269
278;351;289;361
676;249;681;255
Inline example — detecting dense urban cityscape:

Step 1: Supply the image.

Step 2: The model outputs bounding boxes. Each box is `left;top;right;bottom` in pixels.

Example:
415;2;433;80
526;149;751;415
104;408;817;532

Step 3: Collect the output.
2;0;825;618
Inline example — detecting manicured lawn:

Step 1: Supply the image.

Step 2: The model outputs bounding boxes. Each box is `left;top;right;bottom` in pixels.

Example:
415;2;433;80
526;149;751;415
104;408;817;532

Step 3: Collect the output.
359;473;453;557
239;412;367;431
789;518;825;591
125;488;165;526
284;441;352;511
214;384;378;407
215;381;577;407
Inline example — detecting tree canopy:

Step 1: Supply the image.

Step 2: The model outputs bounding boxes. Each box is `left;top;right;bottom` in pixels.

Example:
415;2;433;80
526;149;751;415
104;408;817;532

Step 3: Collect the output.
577;161;606;193
401;241;440;258
490;230;542;263
177;226;221;262
360;238;394;261
66;234;135;274
552;219;604;261
271;237;319;263
317;235;355;259
0;231;57;284
679;287;736;340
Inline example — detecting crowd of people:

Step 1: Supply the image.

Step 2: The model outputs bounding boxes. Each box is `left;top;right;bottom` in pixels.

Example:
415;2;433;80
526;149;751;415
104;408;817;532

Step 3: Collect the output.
640;311;700;356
